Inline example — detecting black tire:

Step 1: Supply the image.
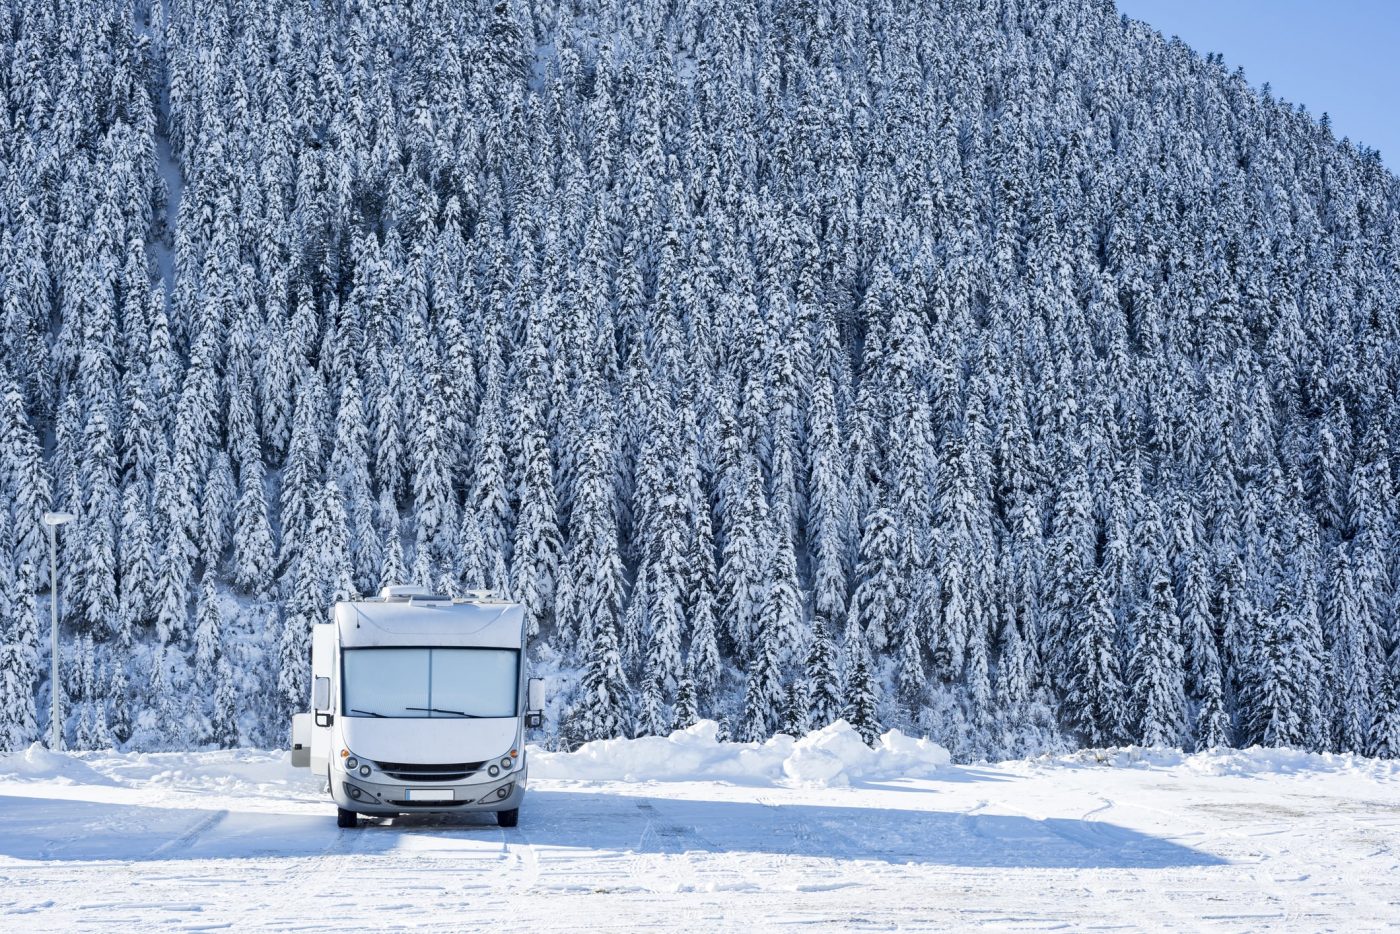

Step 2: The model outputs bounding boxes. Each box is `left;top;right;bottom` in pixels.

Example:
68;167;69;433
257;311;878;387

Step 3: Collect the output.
337;807;358;829
496;808;519;828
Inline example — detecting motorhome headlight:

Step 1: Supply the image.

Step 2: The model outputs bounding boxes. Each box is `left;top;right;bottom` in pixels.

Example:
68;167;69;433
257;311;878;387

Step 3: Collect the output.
496;784;513;799
488;765;499;777
500;757;512;770
359;764;371;777
345;757;359;771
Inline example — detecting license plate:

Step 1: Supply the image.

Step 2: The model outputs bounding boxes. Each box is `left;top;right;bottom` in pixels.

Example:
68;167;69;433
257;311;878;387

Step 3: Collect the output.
404;789;454;801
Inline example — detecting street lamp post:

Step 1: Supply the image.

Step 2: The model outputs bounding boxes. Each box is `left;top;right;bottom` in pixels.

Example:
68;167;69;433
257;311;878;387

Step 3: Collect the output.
42;511;75;750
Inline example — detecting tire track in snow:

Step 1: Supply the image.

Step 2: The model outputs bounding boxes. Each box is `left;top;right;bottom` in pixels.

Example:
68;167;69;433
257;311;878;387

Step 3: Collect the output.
498;820;542;891
755;793;874;897
249;809;375;929
628;798;717;894
976;794;1204;930
147;808;229;859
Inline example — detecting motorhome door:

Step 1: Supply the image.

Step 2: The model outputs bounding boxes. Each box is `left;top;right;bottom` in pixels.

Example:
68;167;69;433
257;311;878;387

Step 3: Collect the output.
309;623;335;775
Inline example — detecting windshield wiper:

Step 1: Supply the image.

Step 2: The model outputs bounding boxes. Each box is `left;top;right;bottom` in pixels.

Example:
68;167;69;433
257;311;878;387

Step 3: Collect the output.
350;708;385;718
405;706;482;718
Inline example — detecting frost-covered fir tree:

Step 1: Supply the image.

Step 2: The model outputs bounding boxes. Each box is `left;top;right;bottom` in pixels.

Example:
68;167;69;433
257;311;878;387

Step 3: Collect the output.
1327;546;1379;753
673;674;699;731
1064;572;1125;747
567;609;631;746
805;619;842;730
231;454;275;597
843;638;883;747
118;485;157;643
0;559;40;750
1130;575;1186;747
194;571;223;683
210;661;240;748
0;380;51;571
1368;673;1400;759
739;615;786;742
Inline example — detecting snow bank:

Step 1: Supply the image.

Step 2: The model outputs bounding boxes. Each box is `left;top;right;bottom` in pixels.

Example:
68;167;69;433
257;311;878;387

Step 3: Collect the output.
102;749;309;795
0;743;123;786
0;745;311;797
531;720;950;787
1037;745;1400;781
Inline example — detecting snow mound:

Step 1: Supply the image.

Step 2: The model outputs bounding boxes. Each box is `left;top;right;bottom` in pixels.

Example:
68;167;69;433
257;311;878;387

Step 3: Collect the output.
1039;745;1400;780
0;743;124;787
99;749;310;795
532;720;950;787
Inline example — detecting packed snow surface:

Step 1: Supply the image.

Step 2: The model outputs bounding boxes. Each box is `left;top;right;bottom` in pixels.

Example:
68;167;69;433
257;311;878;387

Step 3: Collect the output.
3;724;1399;931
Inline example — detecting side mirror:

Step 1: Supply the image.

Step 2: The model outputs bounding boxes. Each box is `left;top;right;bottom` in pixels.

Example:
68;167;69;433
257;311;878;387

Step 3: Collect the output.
525;677;545;728
313;676;331;712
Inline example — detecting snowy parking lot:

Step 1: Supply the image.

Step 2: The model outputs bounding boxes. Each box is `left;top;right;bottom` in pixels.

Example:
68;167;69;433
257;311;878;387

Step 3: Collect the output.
2;726;1399;931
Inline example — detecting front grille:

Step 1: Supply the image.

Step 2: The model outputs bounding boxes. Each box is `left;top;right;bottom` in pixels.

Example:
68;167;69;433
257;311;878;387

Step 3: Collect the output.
374;761;485;782
387;799;474;807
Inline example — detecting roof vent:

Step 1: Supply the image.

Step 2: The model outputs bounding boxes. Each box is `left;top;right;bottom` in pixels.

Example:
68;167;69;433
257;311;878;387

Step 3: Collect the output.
378;584;449;603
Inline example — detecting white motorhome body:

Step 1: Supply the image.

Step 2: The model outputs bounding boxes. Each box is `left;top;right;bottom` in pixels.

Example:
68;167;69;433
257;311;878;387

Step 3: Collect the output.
291;587;544;828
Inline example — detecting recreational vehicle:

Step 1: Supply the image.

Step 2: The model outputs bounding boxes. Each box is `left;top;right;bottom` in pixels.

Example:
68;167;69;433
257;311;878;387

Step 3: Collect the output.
291;586;544;828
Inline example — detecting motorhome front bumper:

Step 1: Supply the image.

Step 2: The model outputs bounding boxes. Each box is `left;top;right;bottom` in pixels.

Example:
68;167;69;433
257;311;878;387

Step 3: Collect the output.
331;766;527;815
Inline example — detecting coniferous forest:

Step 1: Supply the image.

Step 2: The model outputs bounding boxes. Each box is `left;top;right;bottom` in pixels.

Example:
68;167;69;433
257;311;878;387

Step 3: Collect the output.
0;0;1398;760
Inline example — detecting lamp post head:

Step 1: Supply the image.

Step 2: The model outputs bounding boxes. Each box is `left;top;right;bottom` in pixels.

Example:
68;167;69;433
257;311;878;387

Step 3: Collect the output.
42;511;76;527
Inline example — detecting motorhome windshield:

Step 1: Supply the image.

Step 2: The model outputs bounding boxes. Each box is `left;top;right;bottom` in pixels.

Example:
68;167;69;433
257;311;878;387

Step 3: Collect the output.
342;647;520;719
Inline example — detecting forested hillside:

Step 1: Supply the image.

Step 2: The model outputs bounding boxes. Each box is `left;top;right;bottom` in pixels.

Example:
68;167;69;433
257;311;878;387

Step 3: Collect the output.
0;0;1397;758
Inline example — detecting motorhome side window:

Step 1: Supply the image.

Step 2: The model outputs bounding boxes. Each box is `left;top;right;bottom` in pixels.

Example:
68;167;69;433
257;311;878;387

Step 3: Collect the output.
341;647;521;719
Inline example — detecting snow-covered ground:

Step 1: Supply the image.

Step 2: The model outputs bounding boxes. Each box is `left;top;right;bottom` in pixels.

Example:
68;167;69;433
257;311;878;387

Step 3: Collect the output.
3;723;1399;931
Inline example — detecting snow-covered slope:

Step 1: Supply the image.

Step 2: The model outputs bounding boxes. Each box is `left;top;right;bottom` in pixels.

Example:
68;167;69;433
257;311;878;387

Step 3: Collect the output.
6;0;1400;765
3;729;1398;931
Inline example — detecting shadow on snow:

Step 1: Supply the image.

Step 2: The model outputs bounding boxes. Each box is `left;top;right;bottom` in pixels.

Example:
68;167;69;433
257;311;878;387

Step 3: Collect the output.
0;788;1225;869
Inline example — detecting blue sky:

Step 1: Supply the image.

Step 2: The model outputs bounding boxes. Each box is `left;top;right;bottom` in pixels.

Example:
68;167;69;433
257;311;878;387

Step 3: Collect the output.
1116;1;1398;167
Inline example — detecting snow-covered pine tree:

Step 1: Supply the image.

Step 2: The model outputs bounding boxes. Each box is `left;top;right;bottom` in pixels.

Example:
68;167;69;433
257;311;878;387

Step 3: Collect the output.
739;614;785;743
843;633;883;747
806;618;842;730
781;676;812;738
312;480;358;603
673;674;699;731
332;374;380;593
1327;545;1380;752
379;514;408;591
0;377;51;572
117;484;156;644
231;452;275;597
567;606;631;746
413;366;458;576
108;660;131;746
1368;672;1400;759
848;490;901;654
278;366;324;577
512;411;560;638
194;570;223;683
1064;571;1125;747
77;408;119;639
718;452;768;658
146;642;180;746
198;450;236;570
0;528;36;750
277;550;322;723
1130;574;1186;747
210;660;239;748
1239;601;1303;749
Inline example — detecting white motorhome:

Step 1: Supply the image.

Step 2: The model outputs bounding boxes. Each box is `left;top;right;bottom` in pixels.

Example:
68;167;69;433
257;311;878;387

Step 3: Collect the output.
291;586;544;828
